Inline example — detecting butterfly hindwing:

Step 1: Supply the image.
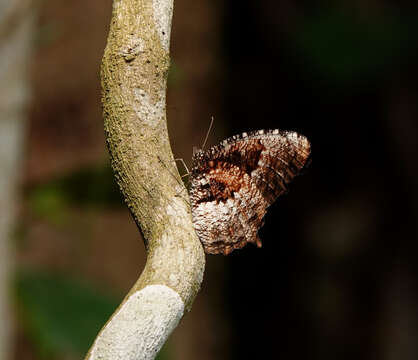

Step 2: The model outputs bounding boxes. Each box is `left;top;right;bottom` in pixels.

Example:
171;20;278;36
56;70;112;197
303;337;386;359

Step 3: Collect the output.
190;129;311;255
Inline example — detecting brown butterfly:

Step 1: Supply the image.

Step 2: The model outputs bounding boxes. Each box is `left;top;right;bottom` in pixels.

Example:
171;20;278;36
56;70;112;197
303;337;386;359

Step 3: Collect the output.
189;129;311;255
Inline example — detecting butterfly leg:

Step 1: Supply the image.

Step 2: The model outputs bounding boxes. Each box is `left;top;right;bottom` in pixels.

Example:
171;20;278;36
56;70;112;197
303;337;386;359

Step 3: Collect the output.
174;158;190;178
172;159;191;201
156;155;191;203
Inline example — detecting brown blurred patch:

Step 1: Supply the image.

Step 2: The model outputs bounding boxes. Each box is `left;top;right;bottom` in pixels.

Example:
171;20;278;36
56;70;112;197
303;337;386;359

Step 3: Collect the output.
19;208;145;294
25;0;112;183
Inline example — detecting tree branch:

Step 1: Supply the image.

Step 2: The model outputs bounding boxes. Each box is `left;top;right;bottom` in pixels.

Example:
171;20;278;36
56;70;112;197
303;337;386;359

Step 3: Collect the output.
85;0;205;359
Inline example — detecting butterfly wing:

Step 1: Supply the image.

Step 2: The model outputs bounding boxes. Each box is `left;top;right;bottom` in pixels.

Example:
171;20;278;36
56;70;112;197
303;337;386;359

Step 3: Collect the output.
190;129;311;255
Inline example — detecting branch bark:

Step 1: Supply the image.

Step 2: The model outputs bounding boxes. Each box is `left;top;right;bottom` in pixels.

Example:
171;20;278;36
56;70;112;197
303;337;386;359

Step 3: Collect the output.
85;0;205;359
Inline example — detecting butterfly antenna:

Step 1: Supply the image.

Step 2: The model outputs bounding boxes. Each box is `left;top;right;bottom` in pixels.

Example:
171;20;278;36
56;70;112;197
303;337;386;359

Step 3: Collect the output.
201;116;214;150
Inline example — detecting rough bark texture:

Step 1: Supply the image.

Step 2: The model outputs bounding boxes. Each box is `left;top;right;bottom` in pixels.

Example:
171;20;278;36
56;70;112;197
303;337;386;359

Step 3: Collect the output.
0;1;33;358
85;0;205;358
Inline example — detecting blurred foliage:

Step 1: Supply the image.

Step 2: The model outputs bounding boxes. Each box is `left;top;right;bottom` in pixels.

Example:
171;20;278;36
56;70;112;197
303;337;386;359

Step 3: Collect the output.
291;8;418;85
15;269;171;359
27;165;123;221
15;270;119;358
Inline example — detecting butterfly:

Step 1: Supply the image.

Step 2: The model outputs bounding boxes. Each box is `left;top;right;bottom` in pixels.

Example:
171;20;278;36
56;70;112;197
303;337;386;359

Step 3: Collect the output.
189;129;311;255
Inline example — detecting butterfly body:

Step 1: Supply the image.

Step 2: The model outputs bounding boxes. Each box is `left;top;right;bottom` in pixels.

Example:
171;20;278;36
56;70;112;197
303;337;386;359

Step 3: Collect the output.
189;129;311;255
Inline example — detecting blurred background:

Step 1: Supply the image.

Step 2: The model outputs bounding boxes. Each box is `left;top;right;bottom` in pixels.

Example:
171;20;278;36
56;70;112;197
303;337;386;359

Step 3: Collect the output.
1;0;418;359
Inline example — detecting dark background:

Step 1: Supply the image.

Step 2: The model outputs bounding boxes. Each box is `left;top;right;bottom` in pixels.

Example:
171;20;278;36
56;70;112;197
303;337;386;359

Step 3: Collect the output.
224;2;418;360
8;0;418;359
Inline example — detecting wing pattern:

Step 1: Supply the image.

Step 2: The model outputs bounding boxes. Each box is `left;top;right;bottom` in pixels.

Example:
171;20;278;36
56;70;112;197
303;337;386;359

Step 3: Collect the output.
190;129;311;255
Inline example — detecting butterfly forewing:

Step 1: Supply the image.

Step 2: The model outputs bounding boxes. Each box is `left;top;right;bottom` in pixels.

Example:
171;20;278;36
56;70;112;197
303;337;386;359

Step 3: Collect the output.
190;129;311;255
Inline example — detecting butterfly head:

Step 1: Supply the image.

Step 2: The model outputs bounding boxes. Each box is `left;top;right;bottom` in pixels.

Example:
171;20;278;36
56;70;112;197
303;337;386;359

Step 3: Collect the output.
192;146;201;157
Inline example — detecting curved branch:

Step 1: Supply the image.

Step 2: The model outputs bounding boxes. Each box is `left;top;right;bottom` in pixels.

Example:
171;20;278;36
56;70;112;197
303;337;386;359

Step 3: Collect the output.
85;0;205;359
